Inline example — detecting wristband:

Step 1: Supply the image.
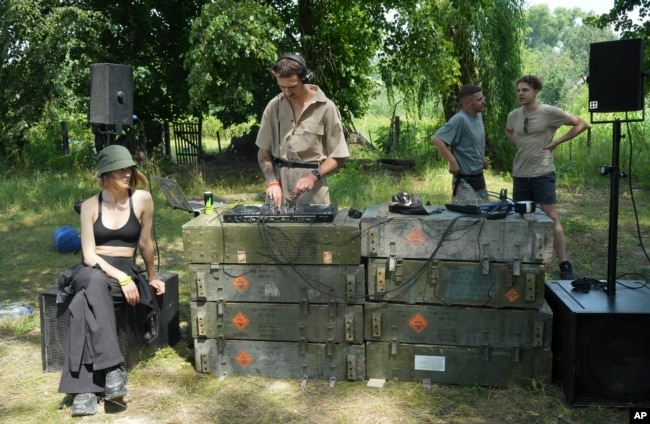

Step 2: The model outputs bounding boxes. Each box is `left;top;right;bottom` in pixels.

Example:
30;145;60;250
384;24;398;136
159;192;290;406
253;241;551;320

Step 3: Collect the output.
267;181;280;188
118;276;132;286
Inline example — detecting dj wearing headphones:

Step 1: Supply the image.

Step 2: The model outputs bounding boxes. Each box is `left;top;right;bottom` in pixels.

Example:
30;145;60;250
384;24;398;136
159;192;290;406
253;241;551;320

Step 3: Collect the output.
256;53;349;206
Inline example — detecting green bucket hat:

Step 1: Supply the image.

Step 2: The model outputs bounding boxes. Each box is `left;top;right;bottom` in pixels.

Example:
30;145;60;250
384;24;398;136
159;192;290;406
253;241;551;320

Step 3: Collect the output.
95;145;137;177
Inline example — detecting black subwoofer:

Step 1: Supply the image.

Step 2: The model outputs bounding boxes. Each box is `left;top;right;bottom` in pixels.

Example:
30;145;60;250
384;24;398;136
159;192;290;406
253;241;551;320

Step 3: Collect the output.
40;271;180;372
545;280;650;407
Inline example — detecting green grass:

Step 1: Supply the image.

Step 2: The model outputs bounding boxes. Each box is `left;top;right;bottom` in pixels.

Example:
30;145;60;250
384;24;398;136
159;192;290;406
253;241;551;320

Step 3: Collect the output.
0;129;646;423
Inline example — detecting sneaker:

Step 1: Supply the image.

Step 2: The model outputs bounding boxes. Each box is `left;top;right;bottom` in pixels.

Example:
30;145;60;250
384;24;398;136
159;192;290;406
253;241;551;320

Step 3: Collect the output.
559;261;576;280
71;393;98;416
104;366;128;400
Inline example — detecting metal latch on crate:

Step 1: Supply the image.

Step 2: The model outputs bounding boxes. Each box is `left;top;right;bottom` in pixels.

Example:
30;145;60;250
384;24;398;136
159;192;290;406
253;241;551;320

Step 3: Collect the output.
388;242;397;271
217;334;225;353
375;267;386;293
300;287;309;316
345;311;355;342
511;252;522;276
525;272;538;301
346;268;357;302
199;351;211;373
327;336;335;356
372;312;382;337
534;232;546;260
347;354;357;381
215;299;225;318
533;320;545;348
195;313;207;337
194;270;207;299
390;325;399;356
392;259;403;284
481;244;490;274
428;261;440;287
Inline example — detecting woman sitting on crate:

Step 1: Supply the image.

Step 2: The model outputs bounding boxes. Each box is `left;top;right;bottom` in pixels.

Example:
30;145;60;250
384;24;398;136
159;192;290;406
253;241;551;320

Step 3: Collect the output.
58;144;165;417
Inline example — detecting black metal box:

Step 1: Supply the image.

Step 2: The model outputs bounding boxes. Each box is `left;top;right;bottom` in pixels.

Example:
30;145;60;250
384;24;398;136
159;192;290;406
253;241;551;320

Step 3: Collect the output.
40;271;180;372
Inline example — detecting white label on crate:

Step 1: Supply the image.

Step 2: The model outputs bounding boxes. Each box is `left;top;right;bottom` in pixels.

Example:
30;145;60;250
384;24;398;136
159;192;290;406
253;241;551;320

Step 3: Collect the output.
414;355;445;372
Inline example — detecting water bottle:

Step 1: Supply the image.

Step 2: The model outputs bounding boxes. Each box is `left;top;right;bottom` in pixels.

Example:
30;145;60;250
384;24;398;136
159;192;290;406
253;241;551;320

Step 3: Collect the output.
0;302;33;320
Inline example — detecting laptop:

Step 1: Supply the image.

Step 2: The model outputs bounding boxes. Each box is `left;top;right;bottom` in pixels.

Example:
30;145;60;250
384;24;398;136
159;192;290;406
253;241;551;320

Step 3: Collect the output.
154;176;223;215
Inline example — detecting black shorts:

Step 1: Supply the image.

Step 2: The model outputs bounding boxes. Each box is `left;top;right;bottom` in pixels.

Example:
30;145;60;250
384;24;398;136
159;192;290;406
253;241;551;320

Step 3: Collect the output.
513;172;557;204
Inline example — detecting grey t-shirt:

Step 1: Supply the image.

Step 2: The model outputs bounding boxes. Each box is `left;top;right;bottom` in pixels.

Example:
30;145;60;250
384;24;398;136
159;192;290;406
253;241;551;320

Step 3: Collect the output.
435;110;485;175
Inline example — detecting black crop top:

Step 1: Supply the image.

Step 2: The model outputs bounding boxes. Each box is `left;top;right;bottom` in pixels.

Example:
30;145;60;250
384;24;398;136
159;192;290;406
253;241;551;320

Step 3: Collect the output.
93;190;141;248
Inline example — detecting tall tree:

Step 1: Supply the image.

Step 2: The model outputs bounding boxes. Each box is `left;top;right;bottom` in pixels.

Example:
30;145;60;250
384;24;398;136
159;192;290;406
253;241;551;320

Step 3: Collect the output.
588;0;650;39
185;0;394;127
523;6;616;108
379;0;526;171
0;1;111;160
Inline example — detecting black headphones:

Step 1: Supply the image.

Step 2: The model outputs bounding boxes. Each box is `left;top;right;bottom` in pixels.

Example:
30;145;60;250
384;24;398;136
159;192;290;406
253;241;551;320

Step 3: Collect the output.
276;53;314;83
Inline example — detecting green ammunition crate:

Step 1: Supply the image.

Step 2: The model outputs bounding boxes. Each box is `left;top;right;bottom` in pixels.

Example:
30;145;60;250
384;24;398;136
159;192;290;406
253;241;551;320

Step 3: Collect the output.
364;301;552;350
195;339;366;381
367;259;546;309
360;204;554;263
188;263;365;304
366;342;552;387
183;207;361;265
191;301;364;344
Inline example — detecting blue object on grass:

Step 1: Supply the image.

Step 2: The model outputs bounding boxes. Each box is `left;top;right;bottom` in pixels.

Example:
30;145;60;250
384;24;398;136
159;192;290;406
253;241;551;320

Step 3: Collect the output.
53;226;81;253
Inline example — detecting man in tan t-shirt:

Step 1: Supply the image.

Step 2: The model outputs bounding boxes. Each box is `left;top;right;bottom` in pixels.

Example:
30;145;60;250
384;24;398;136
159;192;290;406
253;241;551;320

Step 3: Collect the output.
505;75;588;280
256;53;349;206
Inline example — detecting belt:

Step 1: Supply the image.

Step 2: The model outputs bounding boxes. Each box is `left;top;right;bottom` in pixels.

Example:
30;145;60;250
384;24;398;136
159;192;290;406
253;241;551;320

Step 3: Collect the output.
273;158;318;169
453;172;486;196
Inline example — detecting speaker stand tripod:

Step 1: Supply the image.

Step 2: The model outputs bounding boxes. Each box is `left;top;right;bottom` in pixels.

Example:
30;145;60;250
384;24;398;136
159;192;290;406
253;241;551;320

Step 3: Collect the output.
603;119;623;295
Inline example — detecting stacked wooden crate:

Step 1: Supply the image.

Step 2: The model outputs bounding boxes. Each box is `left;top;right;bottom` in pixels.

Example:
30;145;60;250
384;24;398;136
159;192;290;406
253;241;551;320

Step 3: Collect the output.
182;209;366;382
360;204;555;387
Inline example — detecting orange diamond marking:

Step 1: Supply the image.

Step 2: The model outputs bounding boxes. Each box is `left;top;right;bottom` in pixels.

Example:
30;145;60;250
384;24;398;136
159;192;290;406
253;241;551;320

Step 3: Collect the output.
232;275;250;293
405;228;426;248
408;313;428;334
505;288;520;303
231;311;250;330
235;350;253;368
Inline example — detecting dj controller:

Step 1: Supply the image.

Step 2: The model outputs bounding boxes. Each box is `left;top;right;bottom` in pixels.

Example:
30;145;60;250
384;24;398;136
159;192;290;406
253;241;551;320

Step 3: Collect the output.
222;204;339;223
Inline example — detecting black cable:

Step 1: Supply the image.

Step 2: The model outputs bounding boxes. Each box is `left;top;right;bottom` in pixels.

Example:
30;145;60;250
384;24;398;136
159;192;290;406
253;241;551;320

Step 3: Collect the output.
624;119;650;266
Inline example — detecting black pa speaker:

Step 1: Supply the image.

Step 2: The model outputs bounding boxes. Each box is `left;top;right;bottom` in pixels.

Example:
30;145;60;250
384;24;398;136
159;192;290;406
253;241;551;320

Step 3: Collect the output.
40;271;180;372
588;39;645;113
89;63;134;129
545;280;650;407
